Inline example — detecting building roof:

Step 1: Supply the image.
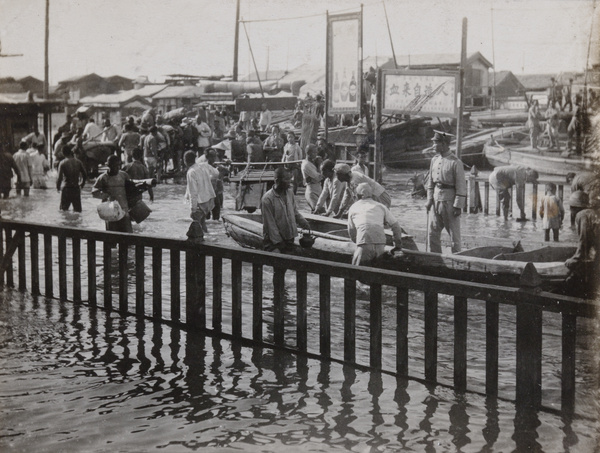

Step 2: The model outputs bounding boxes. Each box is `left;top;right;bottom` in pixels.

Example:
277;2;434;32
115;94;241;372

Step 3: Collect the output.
241;70;289;82
369;52;493;70
0;92;62;106
79;84;170;106
516;72;584;91
18;76;43;84
58;73;105;85
152;85;207;99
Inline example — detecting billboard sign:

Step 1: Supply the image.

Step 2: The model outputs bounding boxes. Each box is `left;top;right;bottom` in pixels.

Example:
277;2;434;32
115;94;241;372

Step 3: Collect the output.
327;12;362;114
381;70;459;117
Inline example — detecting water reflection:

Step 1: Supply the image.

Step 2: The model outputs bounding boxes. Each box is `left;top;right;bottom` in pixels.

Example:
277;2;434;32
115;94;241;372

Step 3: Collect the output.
1;287;599;451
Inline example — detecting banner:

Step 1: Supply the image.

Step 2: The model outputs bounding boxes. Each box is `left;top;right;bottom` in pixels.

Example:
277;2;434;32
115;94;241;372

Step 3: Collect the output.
381;70;459;118
327;12;362;114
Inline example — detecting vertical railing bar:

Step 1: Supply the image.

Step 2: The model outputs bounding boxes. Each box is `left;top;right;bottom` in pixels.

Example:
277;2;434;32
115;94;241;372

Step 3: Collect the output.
231;259;242;337
30;232;39;296
17;230;26;291
396;286;409;376
252;263;263;342
103;241;112;310
370;283;382;369
319;274;331;358
273;267;286;345
424;290;438;382
561;313;577;414
58;236;67;300
344;279;356;363
5;228;14;287
454;296;468;392
152;247;162;319
486;299;499;396
212;256;223;332
135;245;145;315
43;233;52;297
87;239;96;305
296;270;307;352
0;227;4;286
72;237;81;302
516;302;543;408
170;249;180;322
119;242;128;313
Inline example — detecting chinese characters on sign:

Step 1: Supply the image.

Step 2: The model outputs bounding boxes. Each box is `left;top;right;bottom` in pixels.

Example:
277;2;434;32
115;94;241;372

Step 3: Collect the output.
382;72;458;118
327;12;362;114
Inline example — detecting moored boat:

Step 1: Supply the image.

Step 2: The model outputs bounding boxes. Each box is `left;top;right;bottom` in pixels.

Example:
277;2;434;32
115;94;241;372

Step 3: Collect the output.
483;141;598;177
222;212;572;290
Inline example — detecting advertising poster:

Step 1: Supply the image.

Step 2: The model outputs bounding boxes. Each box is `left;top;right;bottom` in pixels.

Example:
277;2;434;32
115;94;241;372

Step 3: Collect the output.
382;70;459;117
327;12;362;114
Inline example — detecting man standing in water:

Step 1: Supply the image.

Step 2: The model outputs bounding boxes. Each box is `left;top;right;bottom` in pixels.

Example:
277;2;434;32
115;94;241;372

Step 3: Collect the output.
184;150;219;241
92;155;132;233
56;145;87;212
489;165;539;222
261;167;310;253
425;131;467;254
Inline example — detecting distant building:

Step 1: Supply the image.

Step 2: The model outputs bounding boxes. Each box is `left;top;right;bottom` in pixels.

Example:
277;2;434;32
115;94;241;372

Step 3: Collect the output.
57;73;134;103
105;75;134;92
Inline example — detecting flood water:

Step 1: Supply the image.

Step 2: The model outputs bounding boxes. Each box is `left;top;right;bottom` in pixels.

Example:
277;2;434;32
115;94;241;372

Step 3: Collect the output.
0;169;598;452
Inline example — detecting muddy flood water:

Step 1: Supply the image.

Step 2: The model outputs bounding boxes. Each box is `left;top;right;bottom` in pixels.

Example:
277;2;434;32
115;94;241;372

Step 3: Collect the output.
0;168;598;452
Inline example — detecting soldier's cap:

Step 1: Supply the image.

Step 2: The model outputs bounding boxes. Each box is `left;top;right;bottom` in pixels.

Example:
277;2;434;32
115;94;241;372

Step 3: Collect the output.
356;183;373;198
432;130;454;143
333;163;352;174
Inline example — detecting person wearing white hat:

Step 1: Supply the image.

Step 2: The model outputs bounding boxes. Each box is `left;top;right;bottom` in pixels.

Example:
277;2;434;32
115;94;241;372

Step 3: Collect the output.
425;130;467;253
347;182;404;265
333;163;391;218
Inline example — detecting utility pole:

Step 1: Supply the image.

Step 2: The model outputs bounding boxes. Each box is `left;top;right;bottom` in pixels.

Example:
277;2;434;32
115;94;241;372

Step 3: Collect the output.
232;0;240;81
44;0;49;99
456;17;467;160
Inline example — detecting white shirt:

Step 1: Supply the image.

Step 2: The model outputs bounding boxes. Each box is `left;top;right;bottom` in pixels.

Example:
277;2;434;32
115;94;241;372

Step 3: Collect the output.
348;198;399;246
83;122;103;141
185;162;219;207
259;109;272;127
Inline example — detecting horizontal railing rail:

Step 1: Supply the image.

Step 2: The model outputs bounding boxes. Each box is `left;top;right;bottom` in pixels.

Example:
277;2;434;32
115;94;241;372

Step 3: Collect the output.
1;219;597;414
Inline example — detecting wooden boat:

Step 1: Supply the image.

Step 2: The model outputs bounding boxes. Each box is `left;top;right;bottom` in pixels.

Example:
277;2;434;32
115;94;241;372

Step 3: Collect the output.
222;212;573;290
483;141;598;177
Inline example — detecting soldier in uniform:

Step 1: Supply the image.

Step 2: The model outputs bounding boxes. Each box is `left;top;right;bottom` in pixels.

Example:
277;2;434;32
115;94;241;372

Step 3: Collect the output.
425;131;467;254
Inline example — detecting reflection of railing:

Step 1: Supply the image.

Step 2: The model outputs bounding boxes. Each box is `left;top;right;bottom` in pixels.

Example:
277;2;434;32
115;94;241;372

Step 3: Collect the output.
0;220;595;413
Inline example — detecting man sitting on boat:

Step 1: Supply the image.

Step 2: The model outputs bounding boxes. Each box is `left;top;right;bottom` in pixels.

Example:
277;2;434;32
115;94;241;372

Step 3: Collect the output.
348;183;404;266
425;130;467;254
261;167;311;253
301;145;323;211
489;165;539;221
333;163;391;218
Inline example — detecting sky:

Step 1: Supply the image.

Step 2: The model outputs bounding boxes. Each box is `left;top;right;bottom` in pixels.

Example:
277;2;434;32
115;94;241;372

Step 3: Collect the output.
0;0;598;85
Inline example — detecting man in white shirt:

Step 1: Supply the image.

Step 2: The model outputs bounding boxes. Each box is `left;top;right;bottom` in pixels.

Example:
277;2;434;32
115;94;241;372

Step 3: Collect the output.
259;103;272;131
184;150;219;240
347;183;404;266
83;118;102;142
314;160;346;216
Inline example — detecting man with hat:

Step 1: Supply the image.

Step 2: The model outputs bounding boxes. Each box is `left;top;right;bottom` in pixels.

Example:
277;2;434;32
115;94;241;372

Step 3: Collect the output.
261;167;310;253
565;189;600;296
425;130;467;253
347;182;404;266
334;163;391;218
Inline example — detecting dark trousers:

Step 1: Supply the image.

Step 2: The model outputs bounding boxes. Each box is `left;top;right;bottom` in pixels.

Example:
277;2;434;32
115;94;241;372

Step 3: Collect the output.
544;228;559;242
60;186;82;212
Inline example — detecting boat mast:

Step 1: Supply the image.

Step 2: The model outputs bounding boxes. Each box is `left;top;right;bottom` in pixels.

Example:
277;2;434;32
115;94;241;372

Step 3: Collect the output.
242;20;265;98
233;0;240;81
382;0;398;69
456;17;467;160
490;0;496;111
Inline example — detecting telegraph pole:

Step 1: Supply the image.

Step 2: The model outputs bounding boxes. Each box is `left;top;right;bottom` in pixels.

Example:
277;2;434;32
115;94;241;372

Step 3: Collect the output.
232;0;241;81
456;17;467;159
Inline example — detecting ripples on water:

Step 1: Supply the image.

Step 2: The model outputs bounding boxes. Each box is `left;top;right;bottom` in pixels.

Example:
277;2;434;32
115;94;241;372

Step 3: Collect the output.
0;170;598;451
1;289;598;452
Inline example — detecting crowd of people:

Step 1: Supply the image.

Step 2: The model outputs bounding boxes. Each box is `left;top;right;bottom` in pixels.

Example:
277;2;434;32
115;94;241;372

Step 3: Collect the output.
1;101;597;296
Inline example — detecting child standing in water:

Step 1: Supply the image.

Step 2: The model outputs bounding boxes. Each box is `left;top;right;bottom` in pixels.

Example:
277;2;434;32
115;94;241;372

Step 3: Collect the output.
539;182;564;242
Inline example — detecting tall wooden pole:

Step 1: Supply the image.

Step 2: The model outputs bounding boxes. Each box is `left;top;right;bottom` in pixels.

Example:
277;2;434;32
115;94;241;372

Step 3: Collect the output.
382;0;398;69
375;68;383;183
44;0;49;99
44;0;50;158
324;11;329;143
456;17;467;159
232;0;240;81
